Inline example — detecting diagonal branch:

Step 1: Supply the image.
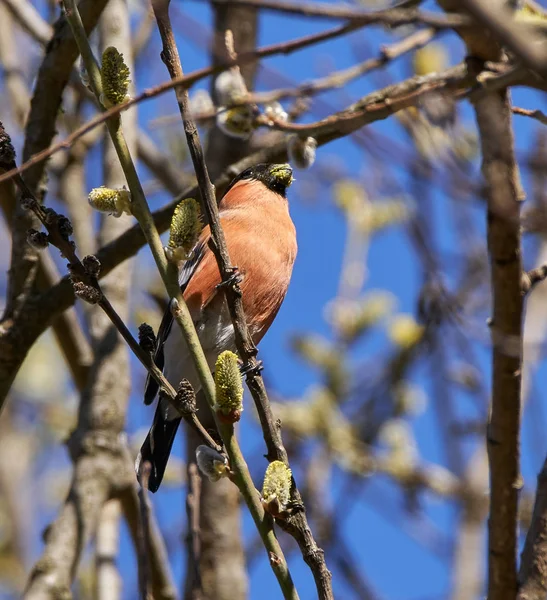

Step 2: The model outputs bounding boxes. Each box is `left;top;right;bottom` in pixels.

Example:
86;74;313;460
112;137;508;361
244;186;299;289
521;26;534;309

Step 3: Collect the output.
151;4;299;598
207;0;471;28
0;57;531;407
0;120;220;453
6;0;109;329
459;0;547;77
152;1;331;597
2;0;52;44
2;57;541;189
0;20;369;187
63;2;299;596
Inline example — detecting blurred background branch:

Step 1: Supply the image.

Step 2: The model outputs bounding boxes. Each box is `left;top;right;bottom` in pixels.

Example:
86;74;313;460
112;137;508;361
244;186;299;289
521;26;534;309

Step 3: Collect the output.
2;0;547;599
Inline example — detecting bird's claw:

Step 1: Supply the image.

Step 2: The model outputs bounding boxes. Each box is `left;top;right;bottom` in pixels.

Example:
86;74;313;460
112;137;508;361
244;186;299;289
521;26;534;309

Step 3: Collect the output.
216;267;243;290
240;359;264;377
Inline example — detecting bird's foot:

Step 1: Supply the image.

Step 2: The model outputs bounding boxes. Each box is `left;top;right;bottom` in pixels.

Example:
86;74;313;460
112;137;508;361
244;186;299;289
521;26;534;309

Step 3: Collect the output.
240;359;264;377
216;266;243;290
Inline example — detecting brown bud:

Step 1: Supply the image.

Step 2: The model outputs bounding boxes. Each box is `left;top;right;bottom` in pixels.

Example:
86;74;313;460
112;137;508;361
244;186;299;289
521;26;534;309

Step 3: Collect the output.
82;255;101;278
26;229;49;250
175;379;197;415
57;215;73;239
72;281;102;304
138;323;156;353
0;120;16;167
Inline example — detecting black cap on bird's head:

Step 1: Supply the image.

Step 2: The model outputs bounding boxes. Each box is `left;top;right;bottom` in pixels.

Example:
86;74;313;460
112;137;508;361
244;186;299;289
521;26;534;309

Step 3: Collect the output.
227;163;294;198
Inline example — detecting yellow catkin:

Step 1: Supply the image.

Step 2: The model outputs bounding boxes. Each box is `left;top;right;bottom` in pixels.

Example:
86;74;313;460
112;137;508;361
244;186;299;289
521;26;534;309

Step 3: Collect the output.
101;46;130;106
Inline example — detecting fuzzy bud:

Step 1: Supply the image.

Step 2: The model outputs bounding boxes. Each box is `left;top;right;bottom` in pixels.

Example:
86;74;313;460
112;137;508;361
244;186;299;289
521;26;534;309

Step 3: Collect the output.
214;351;243;423
214;69;247;105
261;461;292;517
291;335;337;370
413;43;448;76
328;292;395;342
263;101;289;123
82;254;101;278
72;281;102;305
393;382;427;417
26;229;49;250
174;379;197;415
57;214;73;239
287;135;317;170
378;419;418;480
368;200;409;232
101;47;130;106
216;106;257;139
88;186;131;217
166;198;202;264
388;314;424;349
195;445;230;482
138;323;156;354
43;207;58;226
0;120;16;168
333;180;371;230
269;163;294;189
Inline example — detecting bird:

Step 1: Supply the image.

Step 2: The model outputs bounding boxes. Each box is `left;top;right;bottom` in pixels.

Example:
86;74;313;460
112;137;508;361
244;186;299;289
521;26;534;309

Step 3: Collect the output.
136;163;298;492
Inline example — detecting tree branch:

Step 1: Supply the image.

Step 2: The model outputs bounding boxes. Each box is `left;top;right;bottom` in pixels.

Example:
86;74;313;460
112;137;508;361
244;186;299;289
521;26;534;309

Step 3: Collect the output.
207;0;471;28
2;57;539;189
459;0;547;76
152;1;330;597
152;2;300;598
518;455;547;600
2;0;52;44
473;84;523;600
119;479;177;600
5;0;109;335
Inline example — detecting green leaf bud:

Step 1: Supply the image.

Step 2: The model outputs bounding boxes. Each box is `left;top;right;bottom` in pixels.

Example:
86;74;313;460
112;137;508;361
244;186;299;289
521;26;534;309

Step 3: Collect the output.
101;46;130;106
214;351;243;423
166;198;202;264
261;461;292;517
88;186;131;217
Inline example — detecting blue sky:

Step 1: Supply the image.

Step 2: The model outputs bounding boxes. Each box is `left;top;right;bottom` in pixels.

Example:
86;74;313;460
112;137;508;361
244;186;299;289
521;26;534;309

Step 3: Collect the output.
4;1;547;599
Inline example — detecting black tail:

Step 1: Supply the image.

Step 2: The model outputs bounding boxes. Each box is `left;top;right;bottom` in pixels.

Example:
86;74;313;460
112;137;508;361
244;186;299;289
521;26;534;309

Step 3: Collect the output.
136;404;181;493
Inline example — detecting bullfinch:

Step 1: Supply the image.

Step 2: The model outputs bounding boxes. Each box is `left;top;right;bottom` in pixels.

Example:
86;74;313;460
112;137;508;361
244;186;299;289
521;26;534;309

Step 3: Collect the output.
137;163;297;492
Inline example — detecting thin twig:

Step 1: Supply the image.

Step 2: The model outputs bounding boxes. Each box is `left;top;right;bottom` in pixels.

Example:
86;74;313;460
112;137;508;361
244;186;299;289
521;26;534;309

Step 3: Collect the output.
238;27;437;107
1;56;532;189
184;463;203;600
152;2;300;598
152;1;330;597
513;106;547;127
0;123;220;453
65;2;299;596
62;0;228;441
459;0;547;77
0;56;525;409
521;264;547;295
0;20;366;187
137;463;153;600
207;0;471;28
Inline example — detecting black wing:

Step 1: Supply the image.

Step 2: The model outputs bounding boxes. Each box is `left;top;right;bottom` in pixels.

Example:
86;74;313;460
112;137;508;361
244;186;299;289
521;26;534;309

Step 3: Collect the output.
143;241;207;404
